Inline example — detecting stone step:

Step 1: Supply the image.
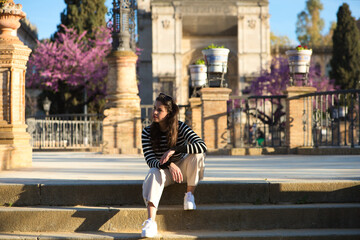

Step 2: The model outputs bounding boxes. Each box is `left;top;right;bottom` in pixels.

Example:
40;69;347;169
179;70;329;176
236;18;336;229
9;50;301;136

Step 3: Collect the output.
1;181;359;206
1;229;360;240
0;203;359;232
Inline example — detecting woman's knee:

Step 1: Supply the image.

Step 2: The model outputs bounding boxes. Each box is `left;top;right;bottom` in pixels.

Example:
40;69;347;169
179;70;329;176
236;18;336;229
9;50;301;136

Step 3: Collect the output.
190;153;205;163
144;168;162;182
184;154;205;169
143;168;166;190
148;167;161;175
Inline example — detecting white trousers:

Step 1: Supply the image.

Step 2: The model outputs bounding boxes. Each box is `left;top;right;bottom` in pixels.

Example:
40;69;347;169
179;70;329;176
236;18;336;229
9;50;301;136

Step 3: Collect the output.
142;153;205;208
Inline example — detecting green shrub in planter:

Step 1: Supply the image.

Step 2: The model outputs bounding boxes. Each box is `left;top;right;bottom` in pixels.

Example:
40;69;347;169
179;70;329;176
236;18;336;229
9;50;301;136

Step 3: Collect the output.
189;59;207;87
202;44;229;73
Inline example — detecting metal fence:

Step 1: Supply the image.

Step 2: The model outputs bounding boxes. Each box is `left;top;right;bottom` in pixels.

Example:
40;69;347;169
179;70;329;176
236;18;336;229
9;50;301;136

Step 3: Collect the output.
227;95;287;148
26;114;104;149
26;90;359;150
290;89;360;148
228;89;360;149
26;104;189;150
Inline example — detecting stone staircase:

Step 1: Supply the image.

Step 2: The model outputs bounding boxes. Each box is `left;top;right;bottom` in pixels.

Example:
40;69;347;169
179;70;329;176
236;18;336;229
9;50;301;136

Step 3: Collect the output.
0;181;359;239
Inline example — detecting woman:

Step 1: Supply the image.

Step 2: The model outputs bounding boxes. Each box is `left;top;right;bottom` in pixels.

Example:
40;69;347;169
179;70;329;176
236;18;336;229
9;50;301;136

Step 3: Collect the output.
141;93;207;238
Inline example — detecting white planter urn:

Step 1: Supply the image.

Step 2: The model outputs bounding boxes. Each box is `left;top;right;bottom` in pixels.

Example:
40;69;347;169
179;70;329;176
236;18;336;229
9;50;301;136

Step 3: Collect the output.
189;64;207;87
202;48;230;73
286;49;312;74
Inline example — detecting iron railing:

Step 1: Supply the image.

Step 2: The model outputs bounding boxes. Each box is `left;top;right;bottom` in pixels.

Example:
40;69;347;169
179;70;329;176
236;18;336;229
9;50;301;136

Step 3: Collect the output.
289;89;360;148
227;95;287;148
26;114;104;149
25;91;359;150
26;104;190;150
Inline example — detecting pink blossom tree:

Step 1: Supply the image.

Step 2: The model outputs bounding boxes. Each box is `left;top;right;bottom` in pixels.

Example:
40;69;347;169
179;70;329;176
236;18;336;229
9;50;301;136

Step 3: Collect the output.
26;25;111;114
250;56;338;96
245;56;338;132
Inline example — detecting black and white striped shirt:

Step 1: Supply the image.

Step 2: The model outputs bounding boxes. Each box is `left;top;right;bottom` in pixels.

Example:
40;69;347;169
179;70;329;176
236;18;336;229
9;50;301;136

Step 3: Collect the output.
142;121;207;169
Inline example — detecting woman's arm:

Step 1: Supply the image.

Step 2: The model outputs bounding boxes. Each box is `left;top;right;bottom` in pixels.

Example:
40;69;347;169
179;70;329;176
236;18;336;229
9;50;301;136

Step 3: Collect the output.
172;122;207;154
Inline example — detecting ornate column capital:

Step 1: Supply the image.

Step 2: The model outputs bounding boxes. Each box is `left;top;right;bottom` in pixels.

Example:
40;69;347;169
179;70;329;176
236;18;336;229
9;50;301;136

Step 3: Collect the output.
237;15;245;21
151;13;158;20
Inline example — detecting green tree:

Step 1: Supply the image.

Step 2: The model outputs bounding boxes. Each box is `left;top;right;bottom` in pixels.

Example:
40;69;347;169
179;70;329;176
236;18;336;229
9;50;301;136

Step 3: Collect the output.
296;0;325;47
58;0;107;39
270;32;292;48
322;21;336;46
330;3;360;90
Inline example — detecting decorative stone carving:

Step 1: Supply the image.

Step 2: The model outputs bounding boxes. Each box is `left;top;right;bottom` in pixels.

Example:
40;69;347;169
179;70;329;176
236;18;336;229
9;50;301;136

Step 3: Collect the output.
174;13;182;20
0;0;25;38
260;14;269;20
181;5;237;16
238;15;244;21
162;19;170;29
260;14;269;27
151;13;158;20
248;19;256;29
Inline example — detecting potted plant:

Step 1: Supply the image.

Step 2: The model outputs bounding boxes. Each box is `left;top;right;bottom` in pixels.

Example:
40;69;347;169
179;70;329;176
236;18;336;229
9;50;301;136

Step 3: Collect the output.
189;59;207;87
286;45;312;74
201;44;230;73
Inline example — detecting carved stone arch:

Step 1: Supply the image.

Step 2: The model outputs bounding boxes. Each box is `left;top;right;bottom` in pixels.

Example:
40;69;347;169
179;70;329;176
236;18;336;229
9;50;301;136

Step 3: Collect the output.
183;48;204;67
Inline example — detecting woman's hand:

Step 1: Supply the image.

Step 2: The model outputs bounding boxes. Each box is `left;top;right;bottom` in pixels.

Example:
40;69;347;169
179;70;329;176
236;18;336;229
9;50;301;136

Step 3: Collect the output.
160;149;175;165
168;162;183;183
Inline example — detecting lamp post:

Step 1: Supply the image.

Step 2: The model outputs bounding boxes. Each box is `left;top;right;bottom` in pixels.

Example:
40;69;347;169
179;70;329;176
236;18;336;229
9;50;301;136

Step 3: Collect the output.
43;97;51;117
111;0;136;51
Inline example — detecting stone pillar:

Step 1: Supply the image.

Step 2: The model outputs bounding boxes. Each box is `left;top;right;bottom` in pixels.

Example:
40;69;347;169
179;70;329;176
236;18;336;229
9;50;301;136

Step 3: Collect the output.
102;50;142;154
200;88;231;152
285;86;316;149
188;97;202;138
0;1;32;169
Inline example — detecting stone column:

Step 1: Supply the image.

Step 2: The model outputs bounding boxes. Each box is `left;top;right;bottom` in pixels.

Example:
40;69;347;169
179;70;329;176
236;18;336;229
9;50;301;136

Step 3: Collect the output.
102;50;142;154
0;1;32;169
285;86;316;149
200;88;231;153
188;97;202;138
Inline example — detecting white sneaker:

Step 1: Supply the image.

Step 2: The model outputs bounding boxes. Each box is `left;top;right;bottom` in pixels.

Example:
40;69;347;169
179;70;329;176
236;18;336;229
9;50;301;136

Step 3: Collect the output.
184;192;196;210
141;219;157;238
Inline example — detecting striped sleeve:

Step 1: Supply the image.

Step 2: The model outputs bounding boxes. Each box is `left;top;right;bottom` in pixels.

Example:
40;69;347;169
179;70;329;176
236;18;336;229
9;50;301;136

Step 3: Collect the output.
142;127;160;169
174;122;207;154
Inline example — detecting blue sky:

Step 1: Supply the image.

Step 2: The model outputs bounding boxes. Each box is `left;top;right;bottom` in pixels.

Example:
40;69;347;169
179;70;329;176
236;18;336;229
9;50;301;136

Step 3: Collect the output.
19;0;360;44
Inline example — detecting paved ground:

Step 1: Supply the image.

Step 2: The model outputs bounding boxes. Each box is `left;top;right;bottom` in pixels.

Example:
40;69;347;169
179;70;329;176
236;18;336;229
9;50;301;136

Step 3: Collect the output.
0;152;359;184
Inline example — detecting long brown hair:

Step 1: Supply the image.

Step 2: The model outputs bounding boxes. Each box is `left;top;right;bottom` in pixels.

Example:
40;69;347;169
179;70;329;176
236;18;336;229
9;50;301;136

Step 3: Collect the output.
150;93;179;150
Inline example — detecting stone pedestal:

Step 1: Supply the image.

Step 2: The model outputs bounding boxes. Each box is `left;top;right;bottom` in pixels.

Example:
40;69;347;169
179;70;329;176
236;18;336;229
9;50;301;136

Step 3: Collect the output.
0;1;32;170
200;88;231;152
188;97;202;138
102;50;142;154
285;86;316;149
